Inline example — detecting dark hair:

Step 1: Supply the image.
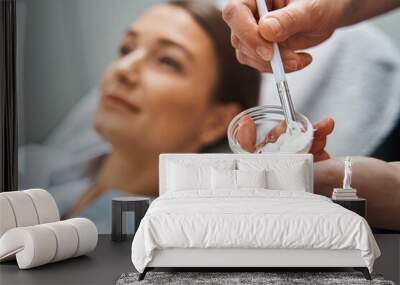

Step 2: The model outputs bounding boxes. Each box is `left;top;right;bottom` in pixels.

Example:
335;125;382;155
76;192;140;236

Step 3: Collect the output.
168;0;261;152
168;0;261;111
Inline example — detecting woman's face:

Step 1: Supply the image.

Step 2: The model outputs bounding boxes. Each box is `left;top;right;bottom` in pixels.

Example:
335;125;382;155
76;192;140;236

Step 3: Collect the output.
94;4;236;154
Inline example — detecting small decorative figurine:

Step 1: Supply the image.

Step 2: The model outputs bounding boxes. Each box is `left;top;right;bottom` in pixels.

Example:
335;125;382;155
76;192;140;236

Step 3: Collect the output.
332;156;358;200
342;156;353;190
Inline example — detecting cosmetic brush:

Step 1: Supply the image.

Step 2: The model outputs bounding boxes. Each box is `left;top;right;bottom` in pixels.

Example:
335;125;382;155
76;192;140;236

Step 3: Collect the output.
256;0;299;133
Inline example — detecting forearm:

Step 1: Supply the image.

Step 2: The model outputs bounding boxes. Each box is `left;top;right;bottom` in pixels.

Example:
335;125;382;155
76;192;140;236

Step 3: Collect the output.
340;0;400;27
314;156;400;230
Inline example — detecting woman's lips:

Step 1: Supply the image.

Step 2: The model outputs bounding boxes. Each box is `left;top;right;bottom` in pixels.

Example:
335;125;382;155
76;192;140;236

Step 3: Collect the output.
103;94;141;113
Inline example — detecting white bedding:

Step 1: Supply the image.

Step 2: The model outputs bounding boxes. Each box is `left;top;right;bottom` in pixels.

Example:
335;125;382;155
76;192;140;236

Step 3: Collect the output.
131;190;380;273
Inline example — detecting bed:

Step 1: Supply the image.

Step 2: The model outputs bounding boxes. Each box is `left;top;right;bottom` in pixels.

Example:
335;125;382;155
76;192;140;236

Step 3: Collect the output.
131;153;380;280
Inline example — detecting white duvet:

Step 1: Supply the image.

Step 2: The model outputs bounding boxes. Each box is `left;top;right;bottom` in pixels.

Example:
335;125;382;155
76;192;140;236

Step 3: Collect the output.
131;190;380;273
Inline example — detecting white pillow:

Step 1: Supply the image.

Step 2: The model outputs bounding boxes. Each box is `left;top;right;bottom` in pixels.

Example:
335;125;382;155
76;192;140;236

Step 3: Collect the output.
236;169;267;188
266;163;307;191
211;169;267;190
211;168;236;190
237;159;309;191
166;159;236;192
167;159;235;170
167;163;211;191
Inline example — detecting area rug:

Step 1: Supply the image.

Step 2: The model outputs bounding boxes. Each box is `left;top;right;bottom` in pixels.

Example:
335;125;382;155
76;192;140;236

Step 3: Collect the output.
116;271;395;285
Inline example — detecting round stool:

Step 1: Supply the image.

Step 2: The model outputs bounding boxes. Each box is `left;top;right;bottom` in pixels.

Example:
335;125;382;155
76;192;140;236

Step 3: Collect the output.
111;197;150;242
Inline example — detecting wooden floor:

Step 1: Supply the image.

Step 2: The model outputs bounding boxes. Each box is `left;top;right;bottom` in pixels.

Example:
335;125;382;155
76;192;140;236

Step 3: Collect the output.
373;233;400;283
0;234;398;284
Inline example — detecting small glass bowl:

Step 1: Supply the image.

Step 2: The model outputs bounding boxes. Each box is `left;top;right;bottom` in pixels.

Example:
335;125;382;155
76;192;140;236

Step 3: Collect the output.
227;105;313;154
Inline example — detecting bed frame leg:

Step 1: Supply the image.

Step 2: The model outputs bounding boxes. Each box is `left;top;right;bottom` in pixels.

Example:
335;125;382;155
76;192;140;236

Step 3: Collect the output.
138;268;148;281
354;267;371;280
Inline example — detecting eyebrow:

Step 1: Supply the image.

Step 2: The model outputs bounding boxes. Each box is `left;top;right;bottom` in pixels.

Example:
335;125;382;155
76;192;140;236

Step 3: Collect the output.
158;38;194;61
124;29;194;61
125;29;138;38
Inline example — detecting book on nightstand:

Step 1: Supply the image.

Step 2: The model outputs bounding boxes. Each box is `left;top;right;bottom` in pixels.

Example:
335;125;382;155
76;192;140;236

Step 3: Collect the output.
332;188;359;200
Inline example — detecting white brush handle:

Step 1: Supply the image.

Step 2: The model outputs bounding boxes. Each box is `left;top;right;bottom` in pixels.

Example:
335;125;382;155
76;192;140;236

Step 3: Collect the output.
256;0;286;83
256;0;299;126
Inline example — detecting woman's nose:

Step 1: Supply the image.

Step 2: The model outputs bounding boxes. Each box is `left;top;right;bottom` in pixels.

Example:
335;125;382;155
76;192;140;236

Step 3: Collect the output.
115;49;146;86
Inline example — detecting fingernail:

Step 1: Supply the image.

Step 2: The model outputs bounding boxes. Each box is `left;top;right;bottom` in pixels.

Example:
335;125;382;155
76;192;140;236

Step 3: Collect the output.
256;46;271;61
263;17;281;37
285;60;298;71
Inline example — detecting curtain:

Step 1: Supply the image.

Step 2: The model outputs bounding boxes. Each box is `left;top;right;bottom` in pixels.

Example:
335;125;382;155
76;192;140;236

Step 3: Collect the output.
0;0;17;192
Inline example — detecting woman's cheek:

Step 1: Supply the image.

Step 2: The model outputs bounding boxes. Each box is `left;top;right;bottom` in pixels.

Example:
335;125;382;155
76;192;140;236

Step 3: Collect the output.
142;74;207;148
144;70;205;119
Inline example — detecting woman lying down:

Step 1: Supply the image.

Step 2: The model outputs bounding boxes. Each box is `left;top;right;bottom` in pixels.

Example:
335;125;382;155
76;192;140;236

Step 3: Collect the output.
61;0;399;231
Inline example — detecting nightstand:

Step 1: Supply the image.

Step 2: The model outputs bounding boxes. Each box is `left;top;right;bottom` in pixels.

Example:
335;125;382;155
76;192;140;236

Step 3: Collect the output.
332;198;366;218
112;197;150;242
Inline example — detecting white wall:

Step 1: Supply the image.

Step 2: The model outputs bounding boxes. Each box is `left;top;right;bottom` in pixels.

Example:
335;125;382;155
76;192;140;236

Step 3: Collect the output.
17;1;400;144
